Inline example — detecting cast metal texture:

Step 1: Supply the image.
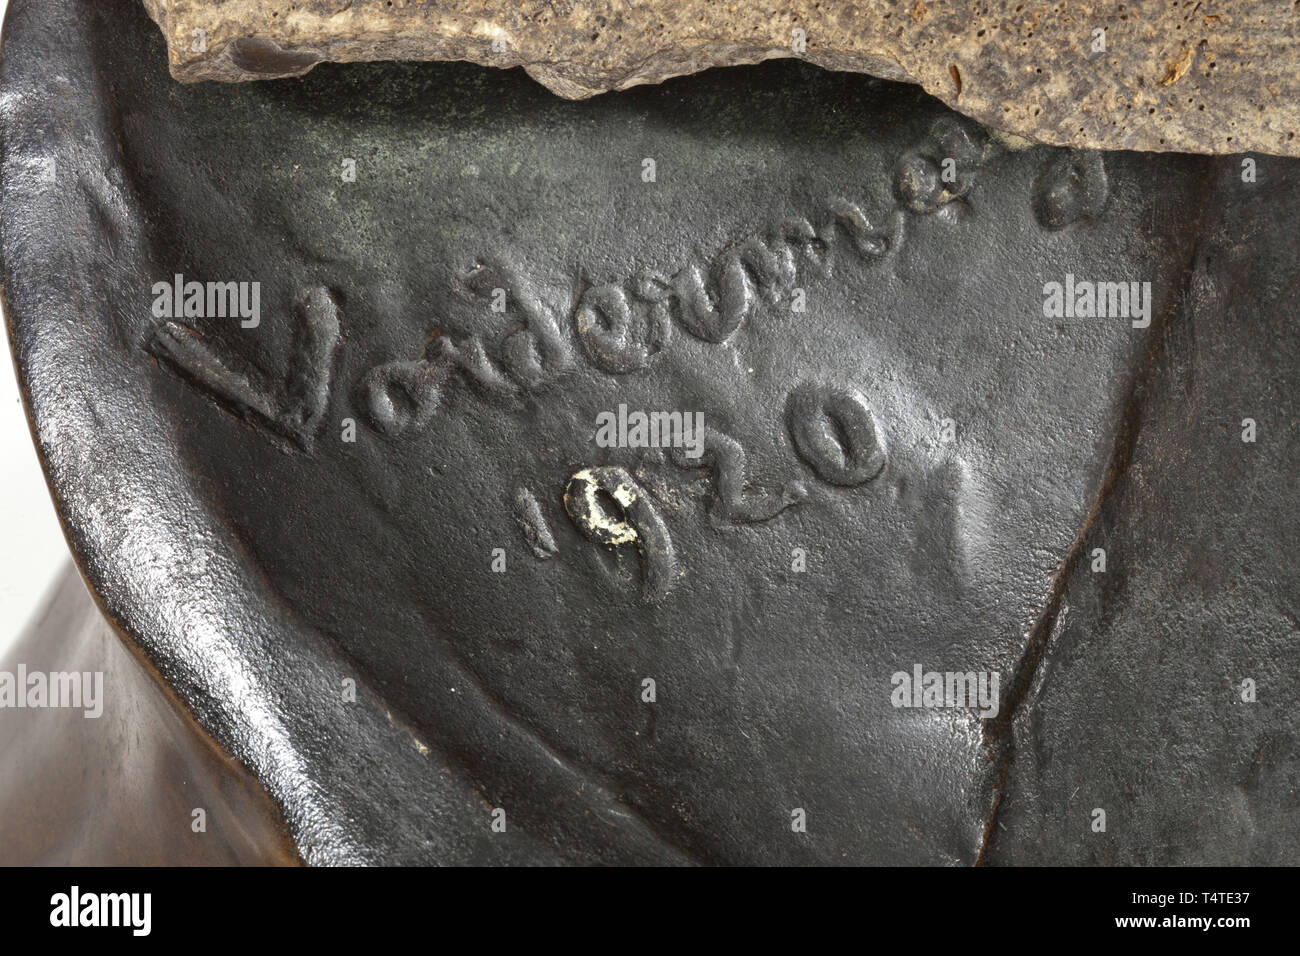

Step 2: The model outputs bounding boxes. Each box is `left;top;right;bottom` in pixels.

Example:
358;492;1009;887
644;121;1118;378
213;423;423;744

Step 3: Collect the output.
1;0;1296;864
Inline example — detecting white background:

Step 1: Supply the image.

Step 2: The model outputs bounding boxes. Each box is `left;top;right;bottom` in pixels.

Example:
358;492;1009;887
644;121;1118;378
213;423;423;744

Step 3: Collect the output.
0;307;68;657
0;0;74;658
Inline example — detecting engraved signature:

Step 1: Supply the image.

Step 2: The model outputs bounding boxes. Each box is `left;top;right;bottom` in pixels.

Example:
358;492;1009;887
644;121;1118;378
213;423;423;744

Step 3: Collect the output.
144;128;1109;602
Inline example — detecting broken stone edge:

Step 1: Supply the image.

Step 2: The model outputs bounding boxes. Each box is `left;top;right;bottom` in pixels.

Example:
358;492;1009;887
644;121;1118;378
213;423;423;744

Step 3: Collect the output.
139;1;1300;158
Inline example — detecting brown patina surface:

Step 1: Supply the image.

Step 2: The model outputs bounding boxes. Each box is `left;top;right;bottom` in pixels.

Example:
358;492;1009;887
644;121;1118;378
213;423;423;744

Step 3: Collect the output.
0;567;298;865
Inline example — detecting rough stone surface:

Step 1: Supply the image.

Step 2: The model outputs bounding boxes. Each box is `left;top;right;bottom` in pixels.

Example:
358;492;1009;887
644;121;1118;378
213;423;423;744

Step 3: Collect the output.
140;0;1300;157
3;0;1298;865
